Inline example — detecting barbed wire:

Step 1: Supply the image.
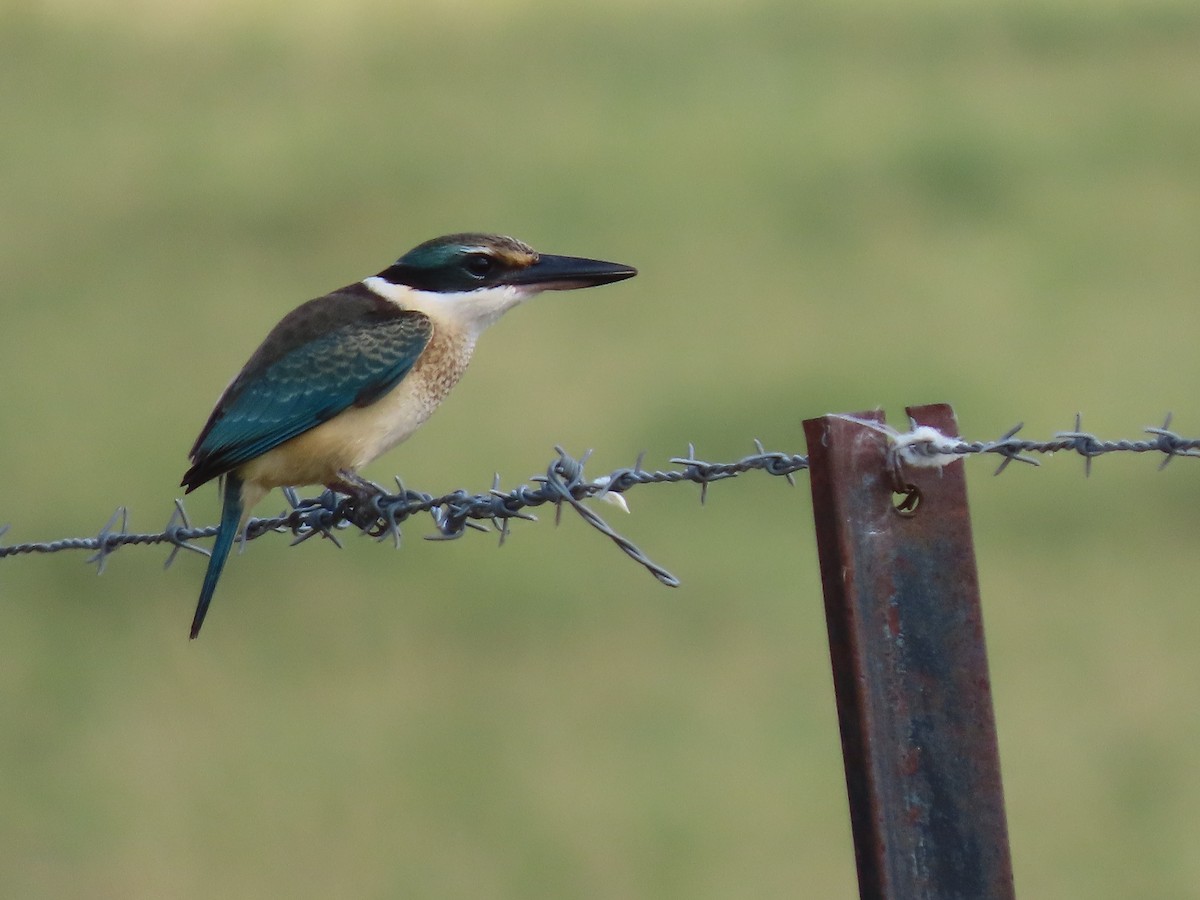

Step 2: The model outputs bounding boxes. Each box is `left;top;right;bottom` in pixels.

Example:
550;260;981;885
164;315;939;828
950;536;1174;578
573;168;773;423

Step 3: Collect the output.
1;414;1196;584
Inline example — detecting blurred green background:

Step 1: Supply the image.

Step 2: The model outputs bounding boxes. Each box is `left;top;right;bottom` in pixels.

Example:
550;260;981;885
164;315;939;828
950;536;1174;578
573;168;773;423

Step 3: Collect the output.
2;0;1199;896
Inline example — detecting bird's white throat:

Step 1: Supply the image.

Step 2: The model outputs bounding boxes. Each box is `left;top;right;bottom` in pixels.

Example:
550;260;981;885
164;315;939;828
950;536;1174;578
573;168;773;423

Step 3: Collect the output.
362;276;533;337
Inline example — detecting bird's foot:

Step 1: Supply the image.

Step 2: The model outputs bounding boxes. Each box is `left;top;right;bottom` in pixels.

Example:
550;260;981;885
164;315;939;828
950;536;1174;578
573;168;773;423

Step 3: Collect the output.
327;471;388;530
327;470;385;500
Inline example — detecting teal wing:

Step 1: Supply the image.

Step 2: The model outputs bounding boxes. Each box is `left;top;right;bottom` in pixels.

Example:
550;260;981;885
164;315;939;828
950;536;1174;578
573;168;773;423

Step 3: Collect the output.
183;297;431;491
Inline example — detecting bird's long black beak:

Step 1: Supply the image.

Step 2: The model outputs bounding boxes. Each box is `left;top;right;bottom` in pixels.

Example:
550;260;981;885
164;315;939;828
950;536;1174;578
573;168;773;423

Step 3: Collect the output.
505;254;637;290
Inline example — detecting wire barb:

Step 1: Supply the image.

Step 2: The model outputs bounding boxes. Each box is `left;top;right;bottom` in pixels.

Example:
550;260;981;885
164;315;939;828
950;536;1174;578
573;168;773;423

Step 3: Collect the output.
85;507;128;574
162;499;211;569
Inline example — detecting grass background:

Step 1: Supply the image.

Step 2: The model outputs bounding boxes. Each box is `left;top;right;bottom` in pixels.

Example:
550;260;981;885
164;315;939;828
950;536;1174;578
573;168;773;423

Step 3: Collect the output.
2;0;1199;896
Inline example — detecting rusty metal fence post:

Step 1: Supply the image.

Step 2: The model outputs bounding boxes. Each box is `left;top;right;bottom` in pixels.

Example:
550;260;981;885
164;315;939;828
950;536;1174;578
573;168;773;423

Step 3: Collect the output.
803;403;1014;900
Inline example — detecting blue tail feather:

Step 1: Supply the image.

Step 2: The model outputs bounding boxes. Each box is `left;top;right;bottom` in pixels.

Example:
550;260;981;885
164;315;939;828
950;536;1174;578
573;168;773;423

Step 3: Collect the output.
190;472;244;639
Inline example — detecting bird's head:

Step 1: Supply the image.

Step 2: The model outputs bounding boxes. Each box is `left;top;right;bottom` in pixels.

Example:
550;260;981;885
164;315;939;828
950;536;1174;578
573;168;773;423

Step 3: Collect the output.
365;233;637;332
381;233;637;293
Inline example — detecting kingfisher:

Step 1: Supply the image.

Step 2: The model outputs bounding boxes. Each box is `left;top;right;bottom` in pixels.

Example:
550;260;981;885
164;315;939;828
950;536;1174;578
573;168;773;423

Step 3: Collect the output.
181;233;636;639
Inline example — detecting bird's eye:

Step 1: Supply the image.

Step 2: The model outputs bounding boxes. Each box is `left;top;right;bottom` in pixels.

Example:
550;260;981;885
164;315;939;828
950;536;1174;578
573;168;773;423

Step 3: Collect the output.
464;254;494;278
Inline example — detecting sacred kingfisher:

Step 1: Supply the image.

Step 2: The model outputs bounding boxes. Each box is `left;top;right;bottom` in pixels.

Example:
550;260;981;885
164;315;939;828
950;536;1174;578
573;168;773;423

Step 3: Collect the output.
182;233;636;639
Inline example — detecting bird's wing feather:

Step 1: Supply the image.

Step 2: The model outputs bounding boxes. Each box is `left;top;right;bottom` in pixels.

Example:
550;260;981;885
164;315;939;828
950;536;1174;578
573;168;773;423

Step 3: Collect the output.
182;294;431;490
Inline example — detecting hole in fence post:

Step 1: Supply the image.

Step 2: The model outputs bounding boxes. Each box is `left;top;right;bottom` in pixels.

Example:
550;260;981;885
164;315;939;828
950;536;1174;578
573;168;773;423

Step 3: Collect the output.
891;484;921;516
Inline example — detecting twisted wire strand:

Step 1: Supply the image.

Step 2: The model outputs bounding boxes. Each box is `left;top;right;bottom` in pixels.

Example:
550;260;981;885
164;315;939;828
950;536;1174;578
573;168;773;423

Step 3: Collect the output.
1;416;1195;584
